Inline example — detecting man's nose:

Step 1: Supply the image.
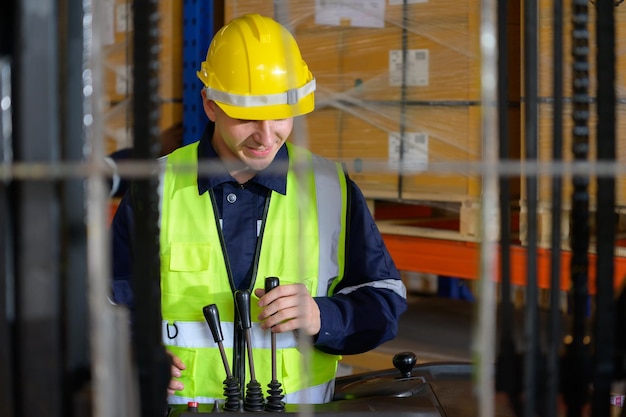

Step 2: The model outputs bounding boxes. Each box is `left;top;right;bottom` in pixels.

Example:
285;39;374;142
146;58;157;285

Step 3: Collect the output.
255;120;274;145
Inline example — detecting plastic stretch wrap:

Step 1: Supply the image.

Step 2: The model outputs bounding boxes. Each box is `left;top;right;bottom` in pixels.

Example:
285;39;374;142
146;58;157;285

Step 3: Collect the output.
226;0;485;201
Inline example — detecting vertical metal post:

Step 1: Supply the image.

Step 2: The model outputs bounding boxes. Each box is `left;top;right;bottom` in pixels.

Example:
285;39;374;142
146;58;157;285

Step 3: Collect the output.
592;0;616;415
523;0;541;413
182;0;217;145
548;0;564;414
132;1;172;416
476;0;498;415
397;0;409;201
84;1;140;416
0;54;15;417
60;1;91;412
495;0;519;411
563;0;592;415
0;9;14;417
13;1;64;416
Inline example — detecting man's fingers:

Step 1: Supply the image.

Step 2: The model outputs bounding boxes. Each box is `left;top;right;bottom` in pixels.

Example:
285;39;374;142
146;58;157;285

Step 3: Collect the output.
168;379;184;395
166;350;187;370
166;350;186;396
171;355;186;371
258;283;304;307
171;364;182;378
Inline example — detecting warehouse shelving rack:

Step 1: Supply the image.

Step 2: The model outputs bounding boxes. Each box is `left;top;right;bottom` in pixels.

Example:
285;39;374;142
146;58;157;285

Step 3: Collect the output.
178;2;626;297
182;0;221;145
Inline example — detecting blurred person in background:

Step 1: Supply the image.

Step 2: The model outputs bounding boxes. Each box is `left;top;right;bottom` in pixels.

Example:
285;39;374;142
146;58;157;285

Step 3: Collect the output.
106;122;184;198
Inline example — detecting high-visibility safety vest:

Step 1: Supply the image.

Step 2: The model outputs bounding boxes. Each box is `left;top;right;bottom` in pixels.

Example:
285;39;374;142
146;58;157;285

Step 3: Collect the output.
159;141;347;405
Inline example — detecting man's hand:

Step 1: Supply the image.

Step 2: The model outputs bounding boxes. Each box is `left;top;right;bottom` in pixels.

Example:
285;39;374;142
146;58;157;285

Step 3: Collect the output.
255;283;320;336
166;350;186;396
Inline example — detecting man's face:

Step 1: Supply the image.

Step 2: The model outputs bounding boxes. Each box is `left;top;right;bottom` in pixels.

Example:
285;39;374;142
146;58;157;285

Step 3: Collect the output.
203;93;294;173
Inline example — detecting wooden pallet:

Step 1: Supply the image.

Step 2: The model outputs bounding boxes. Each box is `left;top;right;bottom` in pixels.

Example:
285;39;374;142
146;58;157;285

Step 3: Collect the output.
370;197;519;243
519;201;626;257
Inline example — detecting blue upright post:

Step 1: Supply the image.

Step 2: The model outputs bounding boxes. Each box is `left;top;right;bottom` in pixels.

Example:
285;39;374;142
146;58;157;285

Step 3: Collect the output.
182;0;216;145
437;276;475;302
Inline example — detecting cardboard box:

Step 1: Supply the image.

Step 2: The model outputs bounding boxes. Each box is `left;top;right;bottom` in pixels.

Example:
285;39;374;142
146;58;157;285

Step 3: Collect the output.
103;0;184;153
339;23;479;102
103;99;133;154
225;0;481;102
158;0;183;101
103;41;132;104
291;102;482;200
225;0;511;201
289;107;341;157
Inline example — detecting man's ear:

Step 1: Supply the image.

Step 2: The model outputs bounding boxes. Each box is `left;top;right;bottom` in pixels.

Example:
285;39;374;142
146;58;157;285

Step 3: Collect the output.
201;89;217;122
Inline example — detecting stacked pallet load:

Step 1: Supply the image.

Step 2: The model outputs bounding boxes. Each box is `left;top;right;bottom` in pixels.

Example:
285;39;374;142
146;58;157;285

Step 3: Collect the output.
102;0;133;155
225;0;520;243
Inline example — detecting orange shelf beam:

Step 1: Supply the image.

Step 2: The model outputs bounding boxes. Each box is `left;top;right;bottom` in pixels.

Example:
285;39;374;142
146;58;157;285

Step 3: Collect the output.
381;234;626;294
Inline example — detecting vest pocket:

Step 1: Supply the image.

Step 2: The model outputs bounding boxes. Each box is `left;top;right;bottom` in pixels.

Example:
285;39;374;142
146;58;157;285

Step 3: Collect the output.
167;346;198;397
168;242;211;271
167;345;230;400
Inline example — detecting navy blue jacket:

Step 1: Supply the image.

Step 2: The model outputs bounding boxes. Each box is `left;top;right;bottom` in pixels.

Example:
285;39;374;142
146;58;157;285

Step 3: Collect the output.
111;122;407;355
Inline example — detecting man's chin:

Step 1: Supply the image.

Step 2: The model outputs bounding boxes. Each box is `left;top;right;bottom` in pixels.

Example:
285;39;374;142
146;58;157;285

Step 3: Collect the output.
243;159;273;173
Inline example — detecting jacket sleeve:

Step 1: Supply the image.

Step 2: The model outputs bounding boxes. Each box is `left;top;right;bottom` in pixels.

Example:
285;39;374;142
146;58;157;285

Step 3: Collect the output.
313;180;408;355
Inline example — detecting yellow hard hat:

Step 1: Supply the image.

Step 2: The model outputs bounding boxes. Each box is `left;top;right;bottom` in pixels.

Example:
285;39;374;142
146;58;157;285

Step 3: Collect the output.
197;13;315;120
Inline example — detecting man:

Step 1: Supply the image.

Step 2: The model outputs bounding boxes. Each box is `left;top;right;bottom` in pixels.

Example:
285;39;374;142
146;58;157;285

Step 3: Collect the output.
111;13;407;406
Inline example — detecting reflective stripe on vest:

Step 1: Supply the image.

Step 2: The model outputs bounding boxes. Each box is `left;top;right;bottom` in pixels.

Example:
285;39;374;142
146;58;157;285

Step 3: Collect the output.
162;320;297;350
159;142;346;404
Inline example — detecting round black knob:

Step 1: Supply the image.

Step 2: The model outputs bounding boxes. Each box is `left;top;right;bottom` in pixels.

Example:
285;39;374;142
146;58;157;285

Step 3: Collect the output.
393;351;417;378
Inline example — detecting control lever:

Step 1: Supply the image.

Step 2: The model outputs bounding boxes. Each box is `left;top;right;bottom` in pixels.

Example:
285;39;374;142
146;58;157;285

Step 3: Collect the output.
393;351;417;378
235;290;264;411
202;304;240;412
264;277;285;412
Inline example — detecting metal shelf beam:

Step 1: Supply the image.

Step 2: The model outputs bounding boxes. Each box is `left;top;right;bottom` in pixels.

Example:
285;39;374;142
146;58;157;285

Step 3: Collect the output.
382;233;626;294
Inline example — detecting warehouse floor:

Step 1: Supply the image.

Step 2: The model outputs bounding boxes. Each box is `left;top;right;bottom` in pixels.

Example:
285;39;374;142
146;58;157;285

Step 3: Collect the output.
339;294;473;375
339;292;578;375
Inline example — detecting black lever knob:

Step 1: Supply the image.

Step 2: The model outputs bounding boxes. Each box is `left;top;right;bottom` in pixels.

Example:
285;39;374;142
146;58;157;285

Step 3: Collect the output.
202;304;224;343
393;351;417;378
202;304;240;411
235;290;252;330
265;276;280;293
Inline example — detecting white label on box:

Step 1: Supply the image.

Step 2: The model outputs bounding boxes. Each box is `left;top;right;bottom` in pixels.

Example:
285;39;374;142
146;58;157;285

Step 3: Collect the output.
315;0;386;28
388;132;428;171
389;49;429;87
115;66;132;95
116;3;132;33
102;0;115;45
389;0;428;4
